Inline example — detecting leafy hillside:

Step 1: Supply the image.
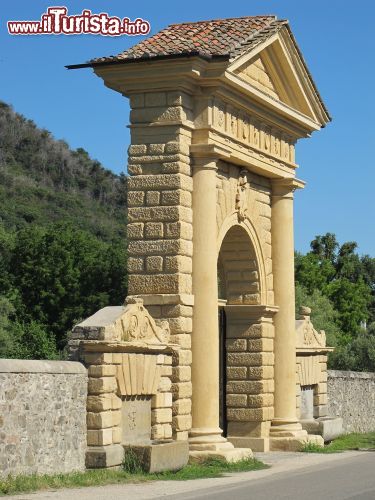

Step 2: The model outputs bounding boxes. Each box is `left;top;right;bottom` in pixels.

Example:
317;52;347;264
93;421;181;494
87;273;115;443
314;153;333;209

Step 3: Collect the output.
0;102;127;358
0;101;126;240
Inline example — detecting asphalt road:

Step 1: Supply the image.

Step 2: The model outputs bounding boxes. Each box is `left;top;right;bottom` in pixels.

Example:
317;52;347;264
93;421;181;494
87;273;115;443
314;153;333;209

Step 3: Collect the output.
168;452;375;500
7;451;375;500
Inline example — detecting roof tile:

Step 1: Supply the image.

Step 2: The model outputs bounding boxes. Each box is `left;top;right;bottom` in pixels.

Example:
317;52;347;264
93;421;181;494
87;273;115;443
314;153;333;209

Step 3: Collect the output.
92;15;285;63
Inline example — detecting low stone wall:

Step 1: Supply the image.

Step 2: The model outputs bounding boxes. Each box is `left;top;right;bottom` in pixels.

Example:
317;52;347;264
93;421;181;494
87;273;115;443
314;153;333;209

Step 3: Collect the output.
327;370;375;433
0;359;87;477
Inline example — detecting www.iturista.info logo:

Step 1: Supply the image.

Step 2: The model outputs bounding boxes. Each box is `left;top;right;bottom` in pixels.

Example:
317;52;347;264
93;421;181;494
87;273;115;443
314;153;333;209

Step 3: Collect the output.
7;6;151;36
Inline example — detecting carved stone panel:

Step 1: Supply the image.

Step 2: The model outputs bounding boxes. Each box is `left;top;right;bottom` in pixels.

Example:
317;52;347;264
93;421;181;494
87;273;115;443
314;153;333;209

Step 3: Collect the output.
122;396;152;444
300;386;314;420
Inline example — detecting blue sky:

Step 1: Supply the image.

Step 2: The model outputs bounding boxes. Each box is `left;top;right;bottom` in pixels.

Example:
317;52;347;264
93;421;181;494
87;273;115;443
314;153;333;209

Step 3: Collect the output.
1;1;374;255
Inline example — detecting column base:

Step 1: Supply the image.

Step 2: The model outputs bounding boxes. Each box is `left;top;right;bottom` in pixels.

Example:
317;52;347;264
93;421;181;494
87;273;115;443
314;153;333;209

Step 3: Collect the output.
269;419;324;451
189;427;253;462
189;448;253;463
228;436;270;452
301;417;343;443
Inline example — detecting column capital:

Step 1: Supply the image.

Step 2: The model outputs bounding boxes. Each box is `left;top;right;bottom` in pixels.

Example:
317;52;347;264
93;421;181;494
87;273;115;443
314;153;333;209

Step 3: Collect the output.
225;304;279;321
271;177;305;198
190;143;231;169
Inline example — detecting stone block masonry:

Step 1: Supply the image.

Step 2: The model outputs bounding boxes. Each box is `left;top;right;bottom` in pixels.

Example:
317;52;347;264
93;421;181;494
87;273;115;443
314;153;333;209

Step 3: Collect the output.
86;14;332;456
328;370;375;433
126;90;194;441
0;359;87;478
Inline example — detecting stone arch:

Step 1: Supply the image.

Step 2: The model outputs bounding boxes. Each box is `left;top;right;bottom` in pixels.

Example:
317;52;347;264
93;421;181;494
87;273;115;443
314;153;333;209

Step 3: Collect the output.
217;212;267;305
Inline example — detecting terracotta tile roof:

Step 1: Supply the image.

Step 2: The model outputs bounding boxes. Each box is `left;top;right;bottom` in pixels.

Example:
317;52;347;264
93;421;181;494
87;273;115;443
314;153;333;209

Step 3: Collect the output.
92;15;286;64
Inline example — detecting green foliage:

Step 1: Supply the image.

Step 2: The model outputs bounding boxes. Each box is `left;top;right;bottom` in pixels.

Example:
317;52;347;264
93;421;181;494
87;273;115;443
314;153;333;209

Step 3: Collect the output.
0;224;127;354
301;442;329;453
0;297;17;357
0;297;59;360
326;278;371;335
0;101;128;359
330;331;375;372
302;432;375;453
0;458;266;495
0;101;126;241
122;449;144;474
295;252;336;294
296;232;375;371
155;457;266;480
310;232;339;262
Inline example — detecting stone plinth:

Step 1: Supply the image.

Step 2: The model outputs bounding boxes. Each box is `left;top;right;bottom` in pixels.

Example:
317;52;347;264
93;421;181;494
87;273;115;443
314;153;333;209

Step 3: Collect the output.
125;441;189;473
301;417;343;442
71;298;182;470
295;307;341;444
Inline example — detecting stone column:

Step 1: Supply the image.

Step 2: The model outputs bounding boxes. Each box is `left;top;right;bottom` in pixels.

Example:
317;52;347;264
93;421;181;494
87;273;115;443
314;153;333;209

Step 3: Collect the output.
189;156;228;451
270;179;311;450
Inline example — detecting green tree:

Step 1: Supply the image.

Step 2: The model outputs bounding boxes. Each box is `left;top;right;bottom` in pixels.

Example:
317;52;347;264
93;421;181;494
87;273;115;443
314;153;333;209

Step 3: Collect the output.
0;225;15;294
295;251;335;294
330;332;375;372
310;233;339;262
0;296;18;357
326;278;371;336
0;296;57;359
295;233;374;371
10;223;127;349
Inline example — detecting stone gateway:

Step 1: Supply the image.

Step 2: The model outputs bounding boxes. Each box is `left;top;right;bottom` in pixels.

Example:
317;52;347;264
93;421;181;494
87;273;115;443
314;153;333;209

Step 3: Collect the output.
68;15;333;467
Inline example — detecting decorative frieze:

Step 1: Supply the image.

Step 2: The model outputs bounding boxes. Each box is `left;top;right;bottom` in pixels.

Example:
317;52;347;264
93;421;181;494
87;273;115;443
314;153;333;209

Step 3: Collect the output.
211;97;295;164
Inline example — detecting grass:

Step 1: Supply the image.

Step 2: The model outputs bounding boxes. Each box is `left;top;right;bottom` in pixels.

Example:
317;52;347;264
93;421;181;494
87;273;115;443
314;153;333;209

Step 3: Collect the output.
302;432;375;453
0;457;267;496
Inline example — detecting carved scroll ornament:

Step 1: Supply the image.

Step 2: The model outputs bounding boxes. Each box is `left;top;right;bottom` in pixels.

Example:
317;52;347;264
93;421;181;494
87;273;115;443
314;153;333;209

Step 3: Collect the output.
296;306;326;348
121;297;170;344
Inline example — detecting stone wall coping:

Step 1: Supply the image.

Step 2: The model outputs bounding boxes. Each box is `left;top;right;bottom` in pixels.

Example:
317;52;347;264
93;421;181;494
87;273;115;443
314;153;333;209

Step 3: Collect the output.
80;340;180;354
297;347;334;354
74;306;124;328
328;369;375;380
0;359;87;374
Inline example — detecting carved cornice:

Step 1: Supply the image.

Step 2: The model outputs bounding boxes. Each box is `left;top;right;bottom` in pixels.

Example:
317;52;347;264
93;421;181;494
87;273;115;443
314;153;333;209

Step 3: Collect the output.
190;143;231;164
272;177;305;197
225;304;279;320
72;298;170;346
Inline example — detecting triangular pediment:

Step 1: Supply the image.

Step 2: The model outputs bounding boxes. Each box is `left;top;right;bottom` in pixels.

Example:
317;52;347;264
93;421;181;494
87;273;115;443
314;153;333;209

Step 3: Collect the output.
235;54;280;101
227;28;330;127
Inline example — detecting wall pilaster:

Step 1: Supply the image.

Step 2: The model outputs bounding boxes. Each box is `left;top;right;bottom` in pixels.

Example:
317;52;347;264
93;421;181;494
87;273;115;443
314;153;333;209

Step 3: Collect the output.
126;90;194;441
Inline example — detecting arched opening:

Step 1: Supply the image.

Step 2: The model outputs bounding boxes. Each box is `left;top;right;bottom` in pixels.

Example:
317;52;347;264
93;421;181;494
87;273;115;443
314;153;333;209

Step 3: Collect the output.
218;225;261;305
217;225;262;435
